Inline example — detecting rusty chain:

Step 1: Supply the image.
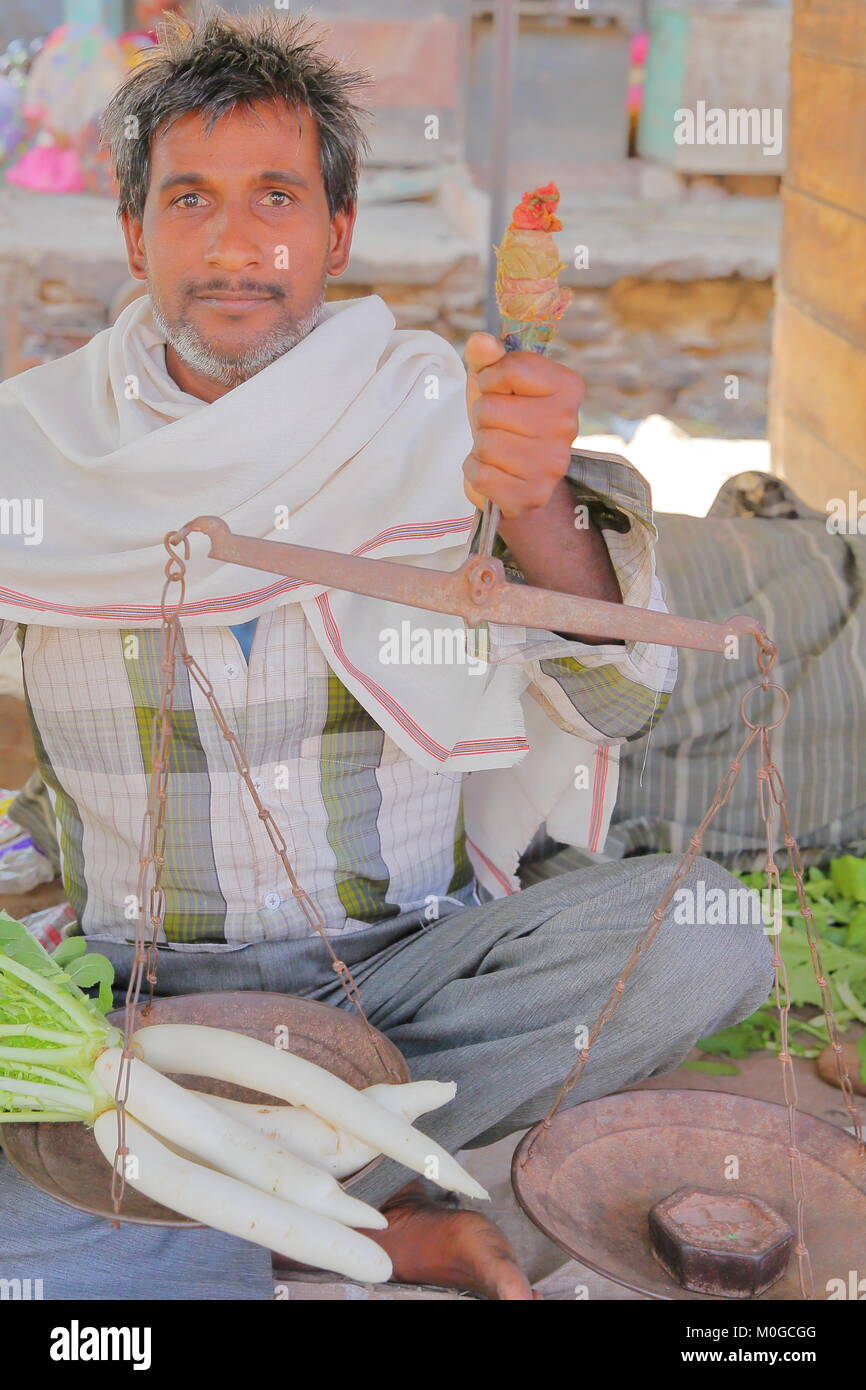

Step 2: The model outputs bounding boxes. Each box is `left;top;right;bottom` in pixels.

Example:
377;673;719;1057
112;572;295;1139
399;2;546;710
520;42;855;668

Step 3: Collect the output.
110;531;402;1214
518;635;864;1301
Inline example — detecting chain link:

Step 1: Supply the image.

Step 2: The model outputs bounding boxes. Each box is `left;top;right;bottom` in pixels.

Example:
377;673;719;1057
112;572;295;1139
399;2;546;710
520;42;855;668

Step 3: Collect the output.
519;636;865;1301
110;532;401;1214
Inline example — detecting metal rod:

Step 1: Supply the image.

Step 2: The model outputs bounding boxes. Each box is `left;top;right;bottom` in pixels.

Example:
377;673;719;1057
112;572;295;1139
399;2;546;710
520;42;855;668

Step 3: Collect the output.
476;500;501;557
174;515;770;656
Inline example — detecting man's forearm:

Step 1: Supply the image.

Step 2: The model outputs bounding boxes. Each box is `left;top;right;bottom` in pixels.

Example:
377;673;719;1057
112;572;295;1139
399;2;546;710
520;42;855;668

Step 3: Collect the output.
496;478;623;644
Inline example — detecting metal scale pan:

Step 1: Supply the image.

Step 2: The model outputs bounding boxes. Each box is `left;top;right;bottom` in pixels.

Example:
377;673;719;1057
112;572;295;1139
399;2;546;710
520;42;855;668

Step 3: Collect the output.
2;991;409;1225
511;1089;866;1300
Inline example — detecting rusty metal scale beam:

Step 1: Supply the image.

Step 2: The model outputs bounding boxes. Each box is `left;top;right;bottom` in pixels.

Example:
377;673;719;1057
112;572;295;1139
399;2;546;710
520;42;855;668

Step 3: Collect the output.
174;512;771;658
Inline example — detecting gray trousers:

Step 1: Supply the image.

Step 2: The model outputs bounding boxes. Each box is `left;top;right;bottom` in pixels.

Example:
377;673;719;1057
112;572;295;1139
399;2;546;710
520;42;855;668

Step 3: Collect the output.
0;854;774;1300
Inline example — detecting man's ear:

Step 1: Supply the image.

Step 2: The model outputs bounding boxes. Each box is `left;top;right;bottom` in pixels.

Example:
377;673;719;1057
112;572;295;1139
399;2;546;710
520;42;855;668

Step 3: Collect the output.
120;212;148;283
326;202;358;278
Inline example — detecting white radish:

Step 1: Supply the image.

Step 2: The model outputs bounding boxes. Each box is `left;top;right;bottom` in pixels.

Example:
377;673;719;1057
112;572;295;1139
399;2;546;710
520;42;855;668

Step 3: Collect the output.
365;1080;456;1118
134;1025;488;1201
92;1111;393;1284
191;1091;347;1169
196;1080;457;1179
93;1048;385;1230
341;1080;456;1178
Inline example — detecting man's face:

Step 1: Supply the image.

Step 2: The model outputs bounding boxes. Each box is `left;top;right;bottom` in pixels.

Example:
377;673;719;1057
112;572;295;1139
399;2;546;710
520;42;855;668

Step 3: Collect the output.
121;98;356;401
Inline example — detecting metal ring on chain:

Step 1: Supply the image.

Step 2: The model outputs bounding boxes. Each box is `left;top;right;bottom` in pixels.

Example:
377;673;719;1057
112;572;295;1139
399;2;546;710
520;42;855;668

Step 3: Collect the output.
739;681;791;731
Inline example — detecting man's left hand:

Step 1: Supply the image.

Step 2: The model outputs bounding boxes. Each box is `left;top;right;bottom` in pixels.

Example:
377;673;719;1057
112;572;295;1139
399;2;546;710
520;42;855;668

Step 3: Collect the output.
463;332;585;518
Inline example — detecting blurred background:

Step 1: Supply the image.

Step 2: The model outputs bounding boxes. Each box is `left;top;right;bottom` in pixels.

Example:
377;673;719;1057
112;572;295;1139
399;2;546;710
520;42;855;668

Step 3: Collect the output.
3;0;852;519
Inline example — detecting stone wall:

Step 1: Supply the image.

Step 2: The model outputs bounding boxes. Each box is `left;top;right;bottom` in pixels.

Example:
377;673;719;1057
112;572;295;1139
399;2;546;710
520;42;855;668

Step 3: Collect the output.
331;275;773;437
0;177;778;438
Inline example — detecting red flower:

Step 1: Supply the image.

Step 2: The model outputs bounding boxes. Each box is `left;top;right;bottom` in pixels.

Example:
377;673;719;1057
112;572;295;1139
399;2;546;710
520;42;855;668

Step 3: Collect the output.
510;181;563;231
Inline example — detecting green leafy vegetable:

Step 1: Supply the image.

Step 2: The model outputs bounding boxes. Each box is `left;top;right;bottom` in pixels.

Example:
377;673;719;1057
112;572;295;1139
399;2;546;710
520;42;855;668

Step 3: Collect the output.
0;912;121;1123
693;855;866;1083
829;856;866;904
0;914;115;1022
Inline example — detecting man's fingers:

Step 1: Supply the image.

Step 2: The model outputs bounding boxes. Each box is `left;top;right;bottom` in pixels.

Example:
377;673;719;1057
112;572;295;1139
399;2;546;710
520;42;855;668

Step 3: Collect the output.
473;348;579;400
467;428;571;480
464;332;507;415
464;332;507;378
464;453;560;514
469;390;578;442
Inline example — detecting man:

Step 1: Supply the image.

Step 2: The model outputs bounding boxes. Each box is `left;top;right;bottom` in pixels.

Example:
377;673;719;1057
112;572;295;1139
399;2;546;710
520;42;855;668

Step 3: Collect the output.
0;9;773;1301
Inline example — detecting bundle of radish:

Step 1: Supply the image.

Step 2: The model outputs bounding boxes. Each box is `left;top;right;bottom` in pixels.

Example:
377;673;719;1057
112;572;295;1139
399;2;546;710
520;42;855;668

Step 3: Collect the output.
194;1079;458;1179
0;912;487;1282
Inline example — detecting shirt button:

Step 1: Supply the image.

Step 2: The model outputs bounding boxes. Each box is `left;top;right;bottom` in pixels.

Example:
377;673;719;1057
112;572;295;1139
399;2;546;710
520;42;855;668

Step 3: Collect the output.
224;663;240;680
263;891;282;911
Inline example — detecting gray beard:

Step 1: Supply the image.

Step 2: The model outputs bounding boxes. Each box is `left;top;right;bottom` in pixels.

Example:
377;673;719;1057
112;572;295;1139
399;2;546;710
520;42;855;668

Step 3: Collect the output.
148;289;326;389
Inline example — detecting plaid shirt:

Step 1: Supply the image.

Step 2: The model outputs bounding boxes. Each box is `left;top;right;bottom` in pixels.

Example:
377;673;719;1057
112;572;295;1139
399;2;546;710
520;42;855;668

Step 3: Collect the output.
1;450;676;949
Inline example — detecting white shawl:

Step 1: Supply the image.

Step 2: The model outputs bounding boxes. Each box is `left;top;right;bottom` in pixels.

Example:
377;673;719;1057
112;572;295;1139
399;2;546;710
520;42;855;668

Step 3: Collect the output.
0;292;619;893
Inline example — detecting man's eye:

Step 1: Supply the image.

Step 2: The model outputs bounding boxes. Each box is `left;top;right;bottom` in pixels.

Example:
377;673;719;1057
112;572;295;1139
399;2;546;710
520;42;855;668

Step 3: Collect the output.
170;190;294;208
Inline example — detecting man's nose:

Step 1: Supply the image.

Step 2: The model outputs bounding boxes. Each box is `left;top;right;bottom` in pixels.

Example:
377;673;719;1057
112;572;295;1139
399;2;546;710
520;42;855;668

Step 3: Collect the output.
203;207;264;269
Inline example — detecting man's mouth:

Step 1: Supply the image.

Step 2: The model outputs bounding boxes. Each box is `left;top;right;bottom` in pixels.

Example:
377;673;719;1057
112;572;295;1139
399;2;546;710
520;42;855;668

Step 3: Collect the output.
195;292;276;312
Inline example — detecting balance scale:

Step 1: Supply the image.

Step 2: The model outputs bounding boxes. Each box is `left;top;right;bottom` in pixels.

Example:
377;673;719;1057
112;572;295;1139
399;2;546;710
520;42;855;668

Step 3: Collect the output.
5;466;866;1301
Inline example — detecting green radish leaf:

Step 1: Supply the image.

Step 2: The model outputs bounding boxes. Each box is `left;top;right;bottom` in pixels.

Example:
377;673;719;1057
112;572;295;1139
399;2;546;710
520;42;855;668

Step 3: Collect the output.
829;856;866;904
0;911;116;1020
703;857;866;1076
803;881;833;902
52;937;88;969
683;1059;740;1076
0;912;63;977
823;898;854;925
806;901;832;930
0;915;116;1124
823;927;849;947
64;955;115;1014
846;910;866;950
697;1023;764;1058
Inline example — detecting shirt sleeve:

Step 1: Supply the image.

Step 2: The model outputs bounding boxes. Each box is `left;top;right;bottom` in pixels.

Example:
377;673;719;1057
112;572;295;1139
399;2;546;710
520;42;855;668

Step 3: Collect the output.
465;448;678;744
